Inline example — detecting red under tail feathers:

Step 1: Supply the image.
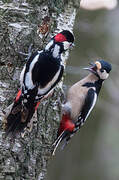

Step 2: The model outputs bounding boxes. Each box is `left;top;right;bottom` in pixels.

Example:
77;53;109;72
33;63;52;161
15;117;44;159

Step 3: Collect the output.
58;114;75;136
15;89;22;102
5;90;40;137
52;114;75;155
35;102;40;110
15;90;40;109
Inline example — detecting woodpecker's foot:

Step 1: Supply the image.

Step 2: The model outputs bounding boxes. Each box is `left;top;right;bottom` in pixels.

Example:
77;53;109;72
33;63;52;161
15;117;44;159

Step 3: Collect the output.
21;111;37;138
21;123;33;138
20;125;32;138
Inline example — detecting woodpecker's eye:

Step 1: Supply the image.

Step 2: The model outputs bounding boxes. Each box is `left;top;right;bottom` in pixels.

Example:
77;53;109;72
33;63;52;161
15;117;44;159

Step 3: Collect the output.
100;69;104;73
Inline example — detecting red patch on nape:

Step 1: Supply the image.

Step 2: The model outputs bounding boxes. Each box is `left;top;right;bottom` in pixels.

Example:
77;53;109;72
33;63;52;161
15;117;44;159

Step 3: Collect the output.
54;33;67;42
15;90;22;102
58;114;75;135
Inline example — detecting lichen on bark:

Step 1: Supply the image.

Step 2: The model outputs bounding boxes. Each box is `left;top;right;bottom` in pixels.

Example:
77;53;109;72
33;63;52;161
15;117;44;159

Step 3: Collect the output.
0;0;80;179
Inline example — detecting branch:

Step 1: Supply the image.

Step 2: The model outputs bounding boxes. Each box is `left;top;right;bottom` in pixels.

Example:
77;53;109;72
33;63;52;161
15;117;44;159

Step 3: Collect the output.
0;0;80;179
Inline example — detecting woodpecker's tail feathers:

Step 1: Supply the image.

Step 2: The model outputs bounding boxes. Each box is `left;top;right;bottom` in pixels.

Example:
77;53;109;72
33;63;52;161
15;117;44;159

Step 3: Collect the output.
5;103;35;137
4;96;22;136
51;121;81;155
4;89;25;136
52;130;70;156
3;90;40;137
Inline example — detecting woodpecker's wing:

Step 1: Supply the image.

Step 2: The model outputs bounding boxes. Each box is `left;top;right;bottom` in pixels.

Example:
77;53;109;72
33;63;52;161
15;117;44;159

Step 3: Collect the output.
75;88;97;129
26;51;62;88
22;51;64;100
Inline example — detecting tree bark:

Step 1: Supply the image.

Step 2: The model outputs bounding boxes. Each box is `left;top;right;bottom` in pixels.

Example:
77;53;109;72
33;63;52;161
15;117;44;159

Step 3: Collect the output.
0;0;80;179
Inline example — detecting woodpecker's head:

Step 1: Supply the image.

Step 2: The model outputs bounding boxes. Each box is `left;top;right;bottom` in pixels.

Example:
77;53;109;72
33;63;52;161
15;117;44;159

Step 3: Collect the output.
45;30;74;57
54;30;74;51
84;59;112;80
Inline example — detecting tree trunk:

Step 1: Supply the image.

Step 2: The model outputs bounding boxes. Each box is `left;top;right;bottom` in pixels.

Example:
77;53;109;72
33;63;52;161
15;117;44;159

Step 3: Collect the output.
0;0;80;179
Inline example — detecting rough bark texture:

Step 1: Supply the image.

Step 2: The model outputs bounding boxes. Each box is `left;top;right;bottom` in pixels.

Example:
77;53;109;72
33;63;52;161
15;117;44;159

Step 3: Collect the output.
0;0;80;179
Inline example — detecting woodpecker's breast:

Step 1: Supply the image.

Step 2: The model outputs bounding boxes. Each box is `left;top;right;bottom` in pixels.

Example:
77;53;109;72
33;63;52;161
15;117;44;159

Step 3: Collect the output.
67;84;89;121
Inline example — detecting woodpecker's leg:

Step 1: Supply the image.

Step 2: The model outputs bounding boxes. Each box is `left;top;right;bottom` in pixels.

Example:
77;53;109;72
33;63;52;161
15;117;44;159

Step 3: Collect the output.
21;111;37;137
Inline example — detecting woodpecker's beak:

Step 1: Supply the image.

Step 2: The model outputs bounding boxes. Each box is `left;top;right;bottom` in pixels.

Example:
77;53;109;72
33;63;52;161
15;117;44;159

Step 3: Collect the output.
70;43;75;49
72;43;75;47
83;62;98;74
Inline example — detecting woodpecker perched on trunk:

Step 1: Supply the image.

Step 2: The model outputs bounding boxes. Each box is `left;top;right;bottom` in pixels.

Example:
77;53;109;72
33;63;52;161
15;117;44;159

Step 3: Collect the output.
52;59;112;155
4;30;74;136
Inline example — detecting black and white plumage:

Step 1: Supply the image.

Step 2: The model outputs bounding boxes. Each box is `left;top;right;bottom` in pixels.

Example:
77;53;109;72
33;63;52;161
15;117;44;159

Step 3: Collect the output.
52;59;112;155
5;30;74;136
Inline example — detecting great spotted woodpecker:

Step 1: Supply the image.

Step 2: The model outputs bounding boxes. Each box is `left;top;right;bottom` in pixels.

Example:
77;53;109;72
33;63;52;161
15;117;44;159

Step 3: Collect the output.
5;30;74;136
52;60;112;155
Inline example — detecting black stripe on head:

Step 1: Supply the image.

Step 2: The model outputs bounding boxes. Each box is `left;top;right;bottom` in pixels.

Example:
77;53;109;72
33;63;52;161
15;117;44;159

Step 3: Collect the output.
97;59;112;73
60;30;74;43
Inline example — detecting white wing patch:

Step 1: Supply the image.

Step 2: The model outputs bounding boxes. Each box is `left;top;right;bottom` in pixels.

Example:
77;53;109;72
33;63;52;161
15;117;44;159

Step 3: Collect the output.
85;92;97;121
20;51;43;88
75;91;97;130
25;53;40;89
37;66;61;95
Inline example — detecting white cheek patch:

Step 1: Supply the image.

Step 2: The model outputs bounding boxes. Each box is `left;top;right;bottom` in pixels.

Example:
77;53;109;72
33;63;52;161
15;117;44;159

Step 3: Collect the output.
102;72;109;79
99;70;109;80
63;41;70;50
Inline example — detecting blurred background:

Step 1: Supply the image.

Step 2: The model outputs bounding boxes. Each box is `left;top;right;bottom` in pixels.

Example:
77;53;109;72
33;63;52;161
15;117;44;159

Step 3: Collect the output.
48;1;119;180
